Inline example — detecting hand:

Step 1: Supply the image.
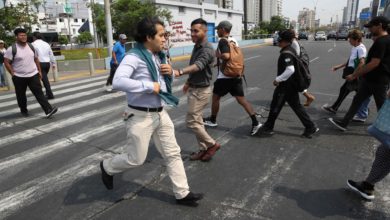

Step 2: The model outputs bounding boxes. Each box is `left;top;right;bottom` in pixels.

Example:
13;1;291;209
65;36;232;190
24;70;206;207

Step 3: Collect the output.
153;82;160;94
173;69;180;77
215;50;221;58
331;66;338;72
345;74;356;81
273;80;279;86
160;64;172;75
114;60;118;66
183;83;189;94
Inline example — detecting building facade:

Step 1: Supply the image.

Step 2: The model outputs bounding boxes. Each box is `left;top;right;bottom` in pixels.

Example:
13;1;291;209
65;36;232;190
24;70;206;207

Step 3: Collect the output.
298;8;315;30
346;0;359;27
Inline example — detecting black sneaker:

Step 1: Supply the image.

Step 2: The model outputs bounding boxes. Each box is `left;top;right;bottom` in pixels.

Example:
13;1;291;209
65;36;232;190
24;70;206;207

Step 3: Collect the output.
203;117;218;127
302;127;319;138
46;107;58;119
321;105;337;114
257;125;274;136
250;123;262;136
46;95;55;100
21;111;29;117
347;180;375;200
328;118;347;131
176;192;204;207
100;161;113;190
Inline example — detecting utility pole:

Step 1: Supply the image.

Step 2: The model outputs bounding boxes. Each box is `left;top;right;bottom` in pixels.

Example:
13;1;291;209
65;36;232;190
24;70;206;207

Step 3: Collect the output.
90;0;99;56
243;0;248;39
104;0;113;57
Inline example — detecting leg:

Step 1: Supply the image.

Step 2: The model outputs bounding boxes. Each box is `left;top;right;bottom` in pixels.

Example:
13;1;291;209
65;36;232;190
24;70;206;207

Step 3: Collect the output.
263;86;287;130
371;83;389;111
211;94;221;119
302;90;315;107
366;145;390;185
106;63;117;86
12;75;29;114
40;62;54;98
28;74;53;114
209;79;229;122
186;87;216;150
0;65;5;86
152;110;190;199
331;81;352;111
355;97;371;119
103;109;155;174
286;89;315;129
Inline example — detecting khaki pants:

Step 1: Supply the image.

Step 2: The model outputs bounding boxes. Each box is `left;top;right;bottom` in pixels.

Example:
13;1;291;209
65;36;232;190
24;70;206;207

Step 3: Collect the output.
186;86;216;150
103;108;190;199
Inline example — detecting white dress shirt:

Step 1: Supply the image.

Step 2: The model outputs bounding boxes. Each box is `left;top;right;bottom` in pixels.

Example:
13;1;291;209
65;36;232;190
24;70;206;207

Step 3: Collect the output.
32;39;56;65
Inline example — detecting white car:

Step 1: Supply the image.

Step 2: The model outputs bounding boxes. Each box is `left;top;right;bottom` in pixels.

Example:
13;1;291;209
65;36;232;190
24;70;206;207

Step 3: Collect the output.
315;31;327;41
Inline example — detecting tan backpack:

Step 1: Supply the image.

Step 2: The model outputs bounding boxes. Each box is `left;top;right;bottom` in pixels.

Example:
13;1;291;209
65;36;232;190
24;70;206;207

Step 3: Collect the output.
220;38;244;77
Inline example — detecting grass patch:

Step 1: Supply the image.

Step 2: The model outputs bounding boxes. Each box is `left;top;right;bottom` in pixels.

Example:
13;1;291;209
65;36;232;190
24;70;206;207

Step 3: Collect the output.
60;48;109;60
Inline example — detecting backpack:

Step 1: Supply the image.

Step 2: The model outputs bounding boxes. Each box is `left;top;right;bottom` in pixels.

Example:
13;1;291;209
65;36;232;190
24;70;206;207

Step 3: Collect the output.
11;42;35;62
282;49;311;92
298;43;310;67
220;38;245;77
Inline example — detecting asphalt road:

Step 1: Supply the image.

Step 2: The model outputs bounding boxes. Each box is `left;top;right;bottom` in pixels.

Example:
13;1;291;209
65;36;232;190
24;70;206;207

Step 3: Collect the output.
1;38;389;220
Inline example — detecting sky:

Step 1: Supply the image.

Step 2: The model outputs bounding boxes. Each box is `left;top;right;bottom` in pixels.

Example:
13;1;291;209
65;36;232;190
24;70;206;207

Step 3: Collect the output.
283;0;372;25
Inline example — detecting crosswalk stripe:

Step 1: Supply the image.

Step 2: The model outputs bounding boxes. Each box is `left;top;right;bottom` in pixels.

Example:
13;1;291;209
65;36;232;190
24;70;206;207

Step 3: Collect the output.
0;105;123;147
0;75;107;101
0;80;106;108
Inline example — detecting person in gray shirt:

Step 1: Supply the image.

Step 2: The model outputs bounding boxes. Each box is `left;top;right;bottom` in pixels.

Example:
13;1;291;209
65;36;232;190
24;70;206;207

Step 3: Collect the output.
173;18;220;162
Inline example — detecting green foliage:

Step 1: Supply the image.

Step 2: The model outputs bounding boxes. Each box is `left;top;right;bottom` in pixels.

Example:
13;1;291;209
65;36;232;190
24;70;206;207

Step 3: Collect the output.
254;16;286;35
89;3;106;42
77;32;93;46
111;0;172;40
58;35;69;45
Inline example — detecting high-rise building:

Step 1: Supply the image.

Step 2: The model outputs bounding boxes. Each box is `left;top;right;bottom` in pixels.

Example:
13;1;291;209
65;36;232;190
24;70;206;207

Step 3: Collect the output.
246;0;282;24
298;8;315;30
342;6;348;25
346;0;359;27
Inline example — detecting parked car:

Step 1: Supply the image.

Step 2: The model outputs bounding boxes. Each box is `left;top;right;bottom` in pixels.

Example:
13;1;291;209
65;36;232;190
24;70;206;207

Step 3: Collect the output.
273;33;279;46
298;32;308;40
336;31;348;40
314;31;327;41
327;31;337;40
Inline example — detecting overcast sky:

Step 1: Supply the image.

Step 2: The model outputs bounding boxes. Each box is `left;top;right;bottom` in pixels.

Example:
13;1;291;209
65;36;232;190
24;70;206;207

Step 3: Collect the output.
283;0;372;24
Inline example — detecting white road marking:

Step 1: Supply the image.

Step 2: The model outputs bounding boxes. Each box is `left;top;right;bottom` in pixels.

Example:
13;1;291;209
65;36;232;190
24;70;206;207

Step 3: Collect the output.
328;48;333;52
310;57;319;63
245;55;262;61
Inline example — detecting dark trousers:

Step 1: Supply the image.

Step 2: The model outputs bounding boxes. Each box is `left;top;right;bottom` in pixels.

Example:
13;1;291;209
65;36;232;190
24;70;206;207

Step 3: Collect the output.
12;74;53;114
264;84;315;130
341;79;389;126
40;62;54;98
106;63;118;86
331;81;357;111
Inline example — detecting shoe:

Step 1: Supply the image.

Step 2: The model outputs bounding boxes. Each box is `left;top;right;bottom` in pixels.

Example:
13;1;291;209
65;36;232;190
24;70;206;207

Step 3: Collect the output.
250;123;262;136
328;118;347;131
176;192;203;207
190;150;207;161
203;117;218;127
304;94;315;107
21;111;29;117
106;86;113;92
100;161;113;190
347;180;375;200
321;104;337;114
201;143;221;162
46;107;58;119
301;127;319;138
352;115;366;123
257;125;275;136
46;95;55;100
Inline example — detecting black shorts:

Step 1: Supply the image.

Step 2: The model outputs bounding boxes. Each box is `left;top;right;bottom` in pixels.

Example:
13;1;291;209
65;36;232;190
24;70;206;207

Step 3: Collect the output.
213;78;244;97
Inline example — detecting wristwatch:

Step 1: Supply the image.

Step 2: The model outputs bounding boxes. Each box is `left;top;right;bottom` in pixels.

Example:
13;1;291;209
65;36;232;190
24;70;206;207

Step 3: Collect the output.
179;69;184;76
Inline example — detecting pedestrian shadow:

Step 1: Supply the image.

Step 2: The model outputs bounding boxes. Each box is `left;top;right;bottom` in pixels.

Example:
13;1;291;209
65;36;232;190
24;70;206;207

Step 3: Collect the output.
273;186;389;219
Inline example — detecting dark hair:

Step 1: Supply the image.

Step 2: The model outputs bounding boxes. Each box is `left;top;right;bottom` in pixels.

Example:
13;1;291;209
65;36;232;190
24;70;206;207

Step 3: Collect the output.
33;32;43;39
348;29;363;42
278;30;294;43
14;28;27;36
191;18;207;27
134;17;164;43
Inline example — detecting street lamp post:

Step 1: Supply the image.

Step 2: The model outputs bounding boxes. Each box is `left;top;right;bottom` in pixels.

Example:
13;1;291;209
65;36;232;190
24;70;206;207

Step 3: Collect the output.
104;0;113;57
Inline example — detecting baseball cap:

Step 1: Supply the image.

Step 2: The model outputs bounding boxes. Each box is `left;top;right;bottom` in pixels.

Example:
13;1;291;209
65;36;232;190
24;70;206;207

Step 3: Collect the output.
119;34;127;40
364;16;390;28
0;40;4;44
216;20;232;32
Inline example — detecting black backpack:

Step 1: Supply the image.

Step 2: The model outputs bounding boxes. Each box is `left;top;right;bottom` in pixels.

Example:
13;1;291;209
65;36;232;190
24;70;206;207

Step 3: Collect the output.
11;42;35;62
282;49;311;92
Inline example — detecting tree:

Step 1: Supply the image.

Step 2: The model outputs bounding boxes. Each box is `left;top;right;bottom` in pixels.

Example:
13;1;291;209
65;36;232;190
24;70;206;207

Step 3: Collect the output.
77;32;93;47
111;0;172;40
267;16;285;33
58;35;69;45
89;3;106;42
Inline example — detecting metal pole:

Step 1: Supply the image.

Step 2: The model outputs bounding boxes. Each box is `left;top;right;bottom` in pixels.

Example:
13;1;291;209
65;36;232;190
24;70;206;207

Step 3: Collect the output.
91;0;99;49
52;61;59;82
243;0;248;40
88;52;95;76
104;0;114;57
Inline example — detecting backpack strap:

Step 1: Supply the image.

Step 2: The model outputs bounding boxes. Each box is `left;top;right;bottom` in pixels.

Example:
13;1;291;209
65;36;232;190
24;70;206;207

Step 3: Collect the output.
281;50;299;60
11;43;35;61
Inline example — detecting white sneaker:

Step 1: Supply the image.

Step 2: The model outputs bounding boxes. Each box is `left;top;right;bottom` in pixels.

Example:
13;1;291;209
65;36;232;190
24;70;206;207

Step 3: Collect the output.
250;123;263;136
204;117;218;127
106;86;113;92
352;115;366;122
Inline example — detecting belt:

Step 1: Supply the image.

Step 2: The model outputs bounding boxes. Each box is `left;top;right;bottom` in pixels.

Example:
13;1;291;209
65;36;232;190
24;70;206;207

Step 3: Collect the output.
128;105;163;112
188;84;209;88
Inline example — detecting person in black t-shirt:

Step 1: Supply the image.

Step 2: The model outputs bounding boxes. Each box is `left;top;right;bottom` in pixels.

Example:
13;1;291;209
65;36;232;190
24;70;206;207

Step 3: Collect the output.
255;30;318;138
203;20;261;136
329;16;390;131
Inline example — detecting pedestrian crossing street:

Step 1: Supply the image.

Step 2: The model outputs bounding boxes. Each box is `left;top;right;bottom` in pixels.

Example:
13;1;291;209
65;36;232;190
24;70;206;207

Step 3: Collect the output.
0;73;262;219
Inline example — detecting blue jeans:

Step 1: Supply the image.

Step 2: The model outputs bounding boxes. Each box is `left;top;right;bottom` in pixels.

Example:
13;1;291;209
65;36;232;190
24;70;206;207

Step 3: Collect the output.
0;64;5;86
355;97;371;119
368;125;390;148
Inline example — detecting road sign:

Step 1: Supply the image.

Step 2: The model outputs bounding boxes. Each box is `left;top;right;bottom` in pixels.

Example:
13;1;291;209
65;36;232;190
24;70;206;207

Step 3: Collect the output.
360;12;371;20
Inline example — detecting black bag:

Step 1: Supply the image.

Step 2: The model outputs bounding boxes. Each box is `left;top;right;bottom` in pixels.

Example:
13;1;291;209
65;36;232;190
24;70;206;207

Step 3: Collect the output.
282;50;311;92
342;66;355;79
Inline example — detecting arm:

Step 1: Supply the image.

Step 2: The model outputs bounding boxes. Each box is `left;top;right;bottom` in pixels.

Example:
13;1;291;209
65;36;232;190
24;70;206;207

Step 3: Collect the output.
3;58;14;76
274;65;295;85
112;44;118;65
34;56;42;78
112;55;159;94
173;47;213;77
346;58;380;81
332;62;347;72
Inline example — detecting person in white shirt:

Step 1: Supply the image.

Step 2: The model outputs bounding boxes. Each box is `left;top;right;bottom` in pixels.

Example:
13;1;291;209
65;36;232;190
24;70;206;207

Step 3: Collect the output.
33;32;56;99
0;40;6;87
